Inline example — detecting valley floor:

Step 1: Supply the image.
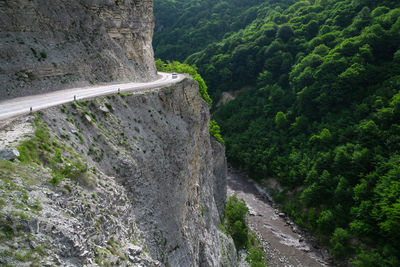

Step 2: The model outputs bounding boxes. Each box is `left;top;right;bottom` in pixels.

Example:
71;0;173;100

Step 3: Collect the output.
227;167;331;267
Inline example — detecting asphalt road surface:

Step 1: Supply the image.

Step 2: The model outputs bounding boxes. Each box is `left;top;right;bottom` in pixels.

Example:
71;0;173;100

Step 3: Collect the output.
0;72;184;121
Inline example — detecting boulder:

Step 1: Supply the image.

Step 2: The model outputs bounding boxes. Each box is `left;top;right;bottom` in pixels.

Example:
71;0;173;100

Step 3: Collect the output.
99;105;110;113
0;148;20;161
127;244;142;257
84;114;92;123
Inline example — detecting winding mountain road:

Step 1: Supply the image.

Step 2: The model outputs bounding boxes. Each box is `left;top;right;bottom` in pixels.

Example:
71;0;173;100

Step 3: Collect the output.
0;72;184;121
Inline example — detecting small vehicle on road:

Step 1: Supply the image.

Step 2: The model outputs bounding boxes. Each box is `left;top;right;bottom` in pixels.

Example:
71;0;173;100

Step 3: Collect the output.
172;72;178;79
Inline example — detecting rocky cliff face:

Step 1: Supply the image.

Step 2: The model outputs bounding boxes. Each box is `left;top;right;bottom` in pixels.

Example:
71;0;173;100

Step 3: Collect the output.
0;0;156;100
0;78;236;266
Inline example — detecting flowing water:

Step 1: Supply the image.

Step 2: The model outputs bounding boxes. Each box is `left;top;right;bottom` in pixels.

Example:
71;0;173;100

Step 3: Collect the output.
227;167;332;267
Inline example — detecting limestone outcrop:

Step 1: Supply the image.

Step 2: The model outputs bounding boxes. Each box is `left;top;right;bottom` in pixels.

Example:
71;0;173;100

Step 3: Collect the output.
0;0;156;99
0;147;19;160
0;78;236;266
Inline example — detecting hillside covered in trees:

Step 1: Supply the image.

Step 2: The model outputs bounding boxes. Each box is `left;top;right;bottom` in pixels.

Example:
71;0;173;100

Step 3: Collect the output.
154;0;400;265
153;0;294;62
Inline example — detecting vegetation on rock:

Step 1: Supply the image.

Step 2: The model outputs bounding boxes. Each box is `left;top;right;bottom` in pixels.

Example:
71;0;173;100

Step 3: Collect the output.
156;59;225;144
222;194;266;266
209;120;225;144
18;116;89;186
224;194;249;249
155;59;212;106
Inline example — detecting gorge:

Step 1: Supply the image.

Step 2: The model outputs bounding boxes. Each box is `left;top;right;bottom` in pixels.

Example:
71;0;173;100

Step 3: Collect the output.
154;0;400;265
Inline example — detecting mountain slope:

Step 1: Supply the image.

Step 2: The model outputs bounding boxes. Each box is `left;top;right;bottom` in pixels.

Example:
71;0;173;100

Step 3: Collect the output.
0;79;236;266
0;0;156;100
155;0;400;265
153;0;295;62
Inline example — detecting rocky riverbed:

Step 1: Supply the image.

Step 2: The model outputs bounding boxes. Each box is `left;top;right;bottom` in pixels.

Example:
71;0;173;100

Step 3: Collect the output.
227;167;332;267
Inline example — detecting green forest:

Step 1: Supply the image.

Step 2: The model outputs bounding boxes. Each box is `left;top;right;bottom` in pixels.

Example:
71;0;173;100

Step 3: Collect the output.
154;0;400;265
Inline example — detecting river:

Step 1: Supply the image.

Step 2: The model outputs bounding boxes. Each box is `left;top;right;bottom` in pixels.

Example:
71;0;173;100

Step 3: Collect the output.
227;167;332;267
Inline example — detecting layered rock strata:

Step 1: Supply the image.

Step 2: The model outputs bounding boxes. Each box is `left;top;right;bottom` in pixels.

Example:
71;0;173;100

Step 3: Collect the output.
0;78;236;266
0;0;156;99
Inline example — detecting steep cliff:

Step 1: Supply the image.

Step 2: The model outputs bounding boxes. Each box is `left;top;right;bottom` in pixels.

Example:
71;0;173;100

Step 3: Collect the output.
0;0;156;99
0;78;236;266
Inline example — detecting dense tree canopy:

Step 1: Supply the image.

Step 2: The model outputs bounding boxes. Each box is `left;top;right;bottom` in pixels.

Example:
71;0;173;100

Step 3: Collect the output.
155;0;400;265
153;0;295;61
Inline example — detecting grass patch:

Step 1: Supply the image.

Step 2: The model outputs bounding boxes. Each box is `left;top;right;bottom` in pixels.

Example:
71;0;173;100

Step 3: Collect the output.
61;105;67;113
39;51;47;59
0;161;43;189
17;117;51;164
17;116;89;186
246;246;267;267
48;158;88;185
0;160;15;176
0;199;6;209
60;134;70;140
0;224;14;240
104;102;113;111
77;100;89;106
73;132;84;143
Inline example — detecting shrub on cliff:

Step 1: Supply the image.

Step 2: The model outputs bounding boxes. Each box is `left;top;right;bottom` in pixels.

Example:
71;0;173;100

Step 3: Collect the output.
224;194;249;248
209;120;224;144
246;247;267;267
223;194;267;266
155;59;212;106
